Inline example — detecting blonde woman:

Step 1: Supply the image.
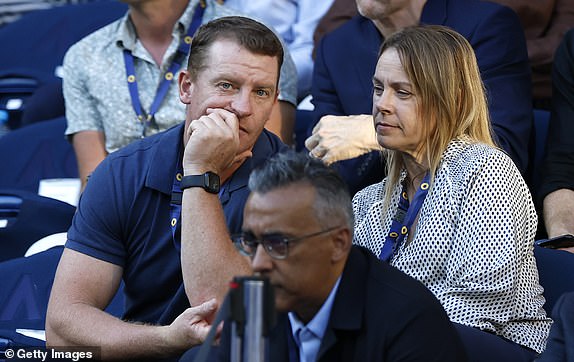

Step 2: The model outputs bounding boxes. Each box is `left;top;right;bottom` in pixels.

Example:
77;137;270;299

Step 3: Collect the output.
353;25;551;361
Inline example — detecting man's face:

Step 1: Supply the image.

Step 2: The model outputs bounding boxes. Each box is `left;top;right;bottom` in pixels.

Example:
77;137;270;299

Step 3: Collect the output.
242;183;342;320
356;0;413;19
180;39;279;155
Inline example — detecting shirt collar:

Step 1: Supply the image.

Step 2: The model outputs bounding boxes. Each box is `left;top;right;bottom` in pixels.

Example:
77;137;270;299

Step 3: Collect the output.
288;276;342;341
116;0;203;52
145;126;284;197
146;123;185;195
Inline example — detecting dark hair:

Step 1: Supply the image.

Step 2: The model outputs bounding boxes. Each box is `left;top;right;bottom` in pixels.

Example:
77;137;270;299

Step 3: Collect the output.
187;16;284;81
248;151;354;231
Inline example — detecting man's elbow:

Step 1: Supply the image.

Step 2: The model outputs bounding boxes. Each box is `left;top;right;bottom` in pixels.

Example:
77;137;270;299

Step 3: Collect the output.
45;308;71;347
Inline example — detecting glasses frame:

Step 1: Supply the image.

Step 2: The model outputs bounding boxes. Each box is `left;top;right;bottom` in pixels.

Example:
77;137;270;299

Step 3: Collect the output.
233;225;342;260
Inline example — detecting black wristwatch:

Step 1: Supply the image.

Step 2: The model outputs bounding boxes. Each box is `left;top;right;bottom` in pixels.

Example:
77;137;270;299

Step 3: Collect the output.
180;172;220;194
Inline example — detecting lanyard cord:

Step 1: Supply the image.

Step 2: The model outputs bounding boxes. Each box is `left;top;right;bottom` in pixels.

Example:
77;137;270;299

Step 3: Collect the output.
169;149;227;251
123;0;206;137
379;172;431;262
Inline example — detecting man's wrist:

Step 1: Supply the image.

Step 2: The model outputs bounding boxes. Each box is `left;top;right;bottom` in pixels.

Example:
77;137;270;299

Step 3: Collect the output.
183;167;211;176
180;172;220;194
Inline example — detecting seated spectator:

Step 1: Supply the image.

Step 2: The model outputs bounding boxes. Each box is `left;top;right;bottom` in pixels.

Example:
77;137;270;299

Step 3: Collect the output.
46;16;286;360
63;0;297;189
312;0;357;52
226;0;335;102
352;25;551;360
540;28;574;240
536;291;574;362
492;0;574;109
310;0;571;109
305;0;532;195
210;150;467;361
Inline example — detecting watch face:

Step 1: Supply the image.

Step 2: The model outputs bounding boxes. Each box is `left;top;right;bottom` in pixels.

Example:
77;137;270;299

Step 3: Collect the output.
205;172;220;193
180;172;220;193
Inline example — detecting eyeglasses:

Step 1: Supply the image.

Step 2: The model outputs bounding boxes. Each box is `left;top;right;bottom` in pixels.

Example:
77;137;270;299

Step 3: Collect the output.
232;226;342;260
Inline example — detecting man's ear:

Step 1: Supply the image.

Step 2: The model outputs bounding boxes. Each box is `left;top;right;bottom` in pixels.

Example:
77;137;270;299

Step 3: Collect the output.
179;70;193;104
331;227;352;264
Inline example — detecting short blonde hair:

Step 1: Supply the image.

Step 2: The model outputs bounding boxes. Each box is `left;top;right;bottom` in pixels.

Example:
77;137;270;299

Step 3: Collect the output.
378;25;495;201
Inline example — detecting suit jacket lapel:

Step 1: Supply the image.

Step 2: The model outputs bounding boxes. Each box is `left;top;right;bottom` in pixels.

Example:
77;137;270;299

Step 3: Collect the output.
356;17;383;103
316;247;367;361
268;314;294;362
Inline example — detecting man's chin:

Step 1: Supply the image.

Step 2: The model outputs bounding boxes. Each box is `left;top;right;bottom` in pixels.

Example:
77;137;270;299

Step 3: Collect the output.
272;287;293;313
274;301;290;314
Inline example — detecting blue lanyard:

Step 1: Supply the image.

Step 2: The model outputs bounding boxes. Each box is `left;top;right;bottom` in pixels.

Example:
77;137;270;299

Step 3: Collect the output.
123;0;206;137
169;151;227;251
379;173;431;262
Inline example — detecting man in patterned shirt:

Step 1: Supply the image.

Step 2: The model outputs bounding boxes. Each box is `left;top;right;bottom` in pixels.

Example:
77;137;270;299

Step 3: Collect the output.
63;0;297;190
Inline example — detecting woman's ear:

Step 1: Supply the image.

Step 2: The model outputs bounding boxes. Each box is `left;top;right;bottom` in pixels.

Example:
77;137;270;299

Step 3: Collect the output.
179;70;193;104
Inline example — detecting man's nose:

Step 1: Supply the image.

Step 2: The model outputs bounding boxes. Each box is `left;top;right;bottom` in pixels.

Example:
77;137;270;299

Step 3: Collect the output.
251;244;272;273
229;89;253;118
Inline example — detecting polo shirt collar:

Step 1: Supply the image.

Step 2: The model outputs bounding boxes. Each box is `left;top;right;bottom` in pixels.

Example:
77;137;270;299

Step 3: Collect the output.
146;123;185;195
219;130;279;203
145;126;279;197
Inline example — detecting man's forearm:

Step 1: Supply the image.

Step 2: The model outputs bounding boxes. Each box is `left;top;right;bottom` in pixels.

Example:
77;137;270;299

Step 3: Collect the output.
543;188;574;238
180;189;251;306
46;304;178;360
71;131;107;190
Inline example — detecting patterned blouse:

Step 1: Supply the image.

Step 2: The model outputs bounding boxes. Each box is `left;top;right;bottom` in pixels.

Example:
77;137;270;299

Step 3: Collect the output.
353;139;552;353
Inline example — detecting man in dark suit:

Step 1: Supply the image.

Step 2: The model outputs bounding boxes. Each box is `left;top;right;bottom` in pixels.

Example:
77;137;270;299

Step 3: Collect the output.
540;28;574;240
214;151;467;361
305;0;532;195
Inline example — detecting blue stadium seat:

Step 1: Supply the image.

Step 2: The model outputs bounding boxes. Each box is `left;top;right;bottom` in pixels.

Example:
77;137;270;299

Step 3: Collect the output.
0;246;125;353
0;189;76;262
0;117;78;193
0;1;127;129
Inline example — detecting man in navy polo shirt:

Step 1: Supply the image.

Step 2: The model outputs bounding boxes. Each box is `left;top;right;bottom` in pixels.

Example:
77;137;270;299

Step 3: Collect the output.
46;16;287;360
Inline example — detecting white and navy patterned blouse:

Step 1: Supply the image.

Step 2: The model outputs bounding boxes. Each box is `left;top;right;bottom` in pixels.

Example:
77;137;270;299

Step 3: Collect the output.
353;139;552;353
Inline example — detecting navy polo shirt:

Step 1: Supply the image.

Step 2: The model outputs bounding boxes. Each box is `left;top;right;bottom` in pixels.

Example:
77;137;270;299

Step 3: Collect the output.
66;122;286;324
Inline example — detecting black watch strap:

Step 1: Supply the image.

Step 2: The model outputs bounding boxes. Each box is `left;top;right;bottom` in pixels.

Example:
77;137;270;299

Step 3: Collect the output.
180;172;220;194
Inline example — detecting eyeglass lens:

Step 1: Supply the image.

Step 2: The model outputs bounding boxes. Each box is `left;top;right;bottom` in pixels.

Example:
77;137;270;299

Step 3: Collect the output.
239;234;287;258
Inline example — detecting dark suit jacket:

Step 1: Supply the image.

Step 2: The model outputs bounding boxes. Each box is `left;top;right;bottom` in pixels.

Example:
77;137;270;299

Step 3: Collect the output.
539;28;574;203
311;0;532;195
212;246;467;361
